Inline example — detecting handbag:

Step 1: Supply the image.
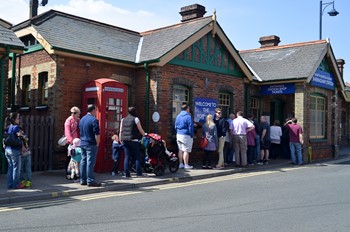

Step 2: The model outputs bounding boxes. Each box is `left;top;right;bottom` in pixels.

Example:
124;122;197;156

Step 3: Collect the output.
4;133;22;147
58;135;68;146
200;137;208;149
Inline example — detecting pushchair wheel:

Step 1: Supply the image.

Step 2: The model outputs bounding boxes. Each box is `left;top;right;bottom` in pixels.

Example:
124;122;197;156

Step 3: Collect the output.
169;158;179;173
154;165;165;176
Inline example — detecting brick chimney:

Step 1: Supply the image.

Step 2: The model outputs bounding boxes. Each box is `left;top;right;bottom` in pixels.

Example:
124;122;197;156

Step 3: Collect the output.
259;35;281;48
180;4;206;22
337;59;345;78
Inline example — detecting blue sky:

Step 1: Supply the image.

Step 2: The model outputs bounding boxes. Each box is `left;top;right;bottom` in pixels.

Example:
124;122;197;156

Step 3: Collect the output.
1;0;349;82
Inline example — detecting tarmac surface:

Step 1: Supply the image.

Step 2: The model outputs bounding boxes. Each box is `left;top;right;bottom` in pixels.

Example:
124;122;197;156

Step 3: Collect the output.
1;147;350;205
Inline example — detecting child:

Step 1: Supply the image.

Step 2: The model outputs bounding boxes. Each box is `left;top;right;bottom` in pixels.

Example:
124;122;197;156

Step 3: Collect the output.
111;132;123;176
67;138;82;181
20;128;32;188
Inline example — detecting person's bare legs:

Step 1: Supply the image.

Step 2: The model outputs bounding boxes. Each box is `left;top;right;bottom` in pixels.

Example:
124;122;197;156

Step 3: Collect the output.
178;150;184;165
183;151;189;165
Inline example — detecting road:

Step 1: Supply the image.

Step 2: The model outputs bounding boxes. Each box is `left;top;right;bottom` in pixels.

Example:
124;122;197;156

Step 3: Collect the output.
1;161;350;232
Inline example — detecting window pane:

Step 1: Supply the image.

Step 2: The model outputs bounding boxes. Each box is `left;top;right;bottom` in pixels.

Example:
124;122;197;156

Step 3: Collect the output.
310;95;327;139
172;85;189;125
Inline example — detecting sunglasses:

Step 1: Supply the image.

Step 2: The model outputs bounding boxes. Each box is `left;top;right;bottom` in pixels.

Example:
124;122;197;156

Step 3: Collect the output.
72;112;78;114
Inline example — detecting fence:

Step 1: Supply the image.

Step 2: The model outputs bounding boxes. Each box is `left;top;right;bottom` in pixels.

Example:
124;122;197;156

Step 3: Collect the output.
21;115;54;171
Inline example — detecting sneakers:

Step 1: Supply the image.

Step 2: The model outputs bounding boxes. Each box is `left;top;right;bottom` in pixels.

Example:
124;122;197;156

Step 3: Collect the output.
179;164;184;169
257;160;264;165
87;182;101;187
111;171;116;176
25;181;32;188
15;183;25;189
184;165;193;169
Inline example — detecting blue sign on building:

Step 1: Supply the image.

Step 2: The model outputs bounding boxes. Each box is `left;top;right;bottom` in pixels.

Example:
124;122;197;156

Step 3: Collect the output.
194;97;217;123
261;83;295;95
311;69;334;90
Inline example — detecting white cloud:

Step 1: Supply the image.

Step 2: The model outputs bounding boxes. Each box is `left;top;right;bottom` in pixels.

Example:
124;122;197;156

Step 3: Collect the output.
0;0;175;32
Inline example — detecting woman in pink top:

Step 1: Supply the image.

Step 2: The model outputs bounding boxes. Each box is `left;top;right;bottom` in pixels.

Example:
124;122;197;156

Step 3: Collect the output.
64;106;81;179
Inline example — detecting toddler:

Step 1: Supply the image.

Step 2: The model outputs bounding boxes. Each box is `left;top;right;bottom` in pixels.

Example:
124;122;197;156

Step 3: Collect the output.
20;130;32;188
67;138;82;181
111;133;123;176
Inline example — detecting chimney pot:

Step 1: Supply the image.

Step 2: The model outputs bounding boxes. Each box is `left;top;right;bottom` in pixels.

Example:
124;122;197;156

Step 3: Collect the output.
259;35;281;48
180;4;206;22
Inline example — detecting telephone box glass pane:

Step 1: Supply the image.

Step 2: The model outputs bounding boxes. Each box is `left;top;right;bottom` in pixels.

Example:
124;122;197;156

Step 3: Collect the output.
104;97;123;160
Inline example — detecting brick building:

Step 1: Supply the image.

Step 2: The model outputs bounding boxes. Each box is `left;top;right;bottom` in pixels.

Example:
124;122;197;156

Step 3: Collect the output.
7;4;252;170
0;23;24;173
240;35;349;161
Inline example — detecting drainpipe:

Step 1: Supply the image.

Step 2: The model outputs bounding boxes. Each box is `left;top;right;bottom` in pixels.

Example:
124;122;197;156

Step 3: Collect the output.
245;83;250;116
0;46;10;174
11;53;16;112
144;63;150;132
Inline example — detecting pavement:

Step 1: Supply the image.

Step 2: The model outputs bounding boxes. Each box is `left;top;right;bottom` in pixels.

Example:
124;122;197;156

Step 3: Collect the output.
1;146;350;206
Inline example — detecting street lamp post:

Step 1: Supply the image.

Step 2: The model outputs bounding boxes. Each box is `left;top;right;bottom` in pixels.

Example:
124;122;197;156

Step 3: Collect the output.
319;0;339;40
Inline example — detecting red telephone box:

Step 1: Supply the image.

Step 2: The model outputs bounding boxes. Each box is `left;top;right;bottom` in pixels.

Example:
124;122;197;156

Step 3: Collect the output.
82;78;127;172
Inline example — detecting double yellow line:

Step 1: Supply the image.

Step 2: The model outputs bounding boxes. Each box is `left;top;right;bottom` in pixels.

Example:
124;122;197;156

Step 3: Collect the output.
0;166;304;212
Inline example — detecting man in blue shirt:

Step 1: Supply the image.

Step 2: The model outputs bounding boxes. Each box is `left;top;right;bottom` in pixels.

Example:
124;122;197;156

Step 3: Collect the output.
79;104;101;187
175;103;194;169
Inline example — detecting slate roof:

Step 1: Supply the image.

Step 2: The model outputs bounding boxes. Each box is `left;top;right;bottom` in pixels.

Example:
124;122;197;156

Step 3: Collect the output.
0;24;24;48
139;16;212;62
11;10;213;64
240;41;328;82
14;11;141;63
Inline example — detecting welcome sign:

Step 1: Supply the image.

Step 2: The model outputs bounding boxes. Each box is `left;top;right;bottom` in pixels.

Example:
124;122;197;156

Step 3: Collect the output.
194;97;217;123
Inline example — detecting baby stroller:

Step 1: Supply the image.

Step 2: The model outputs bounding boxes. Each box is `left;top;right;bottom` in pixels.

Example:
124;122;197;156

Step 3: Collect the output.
141;133;179;176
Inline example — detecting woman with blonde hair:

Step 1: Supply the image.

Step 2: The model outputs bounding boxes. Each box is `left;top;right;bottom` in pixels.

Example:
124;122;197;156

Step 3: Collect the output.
201;114;218;169
64;106;81;180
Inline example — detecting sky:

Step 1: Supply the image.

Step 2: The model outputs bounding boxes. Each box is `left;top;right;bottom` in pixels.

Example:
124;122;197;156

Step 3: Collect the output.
1;0;349;82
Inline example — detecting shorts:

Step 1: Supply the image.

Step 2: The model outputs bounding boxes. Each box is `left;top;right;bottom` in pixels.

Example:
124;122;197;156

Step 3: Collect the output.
176;134;193;153
260;139;271;150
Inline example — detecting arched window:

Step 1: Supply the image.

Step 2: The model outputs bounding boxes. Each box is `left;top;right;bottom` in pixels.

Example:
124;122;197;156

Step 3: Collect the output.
250;97;260;119
39;72;48;105
21;75;31;106
218;92;233;119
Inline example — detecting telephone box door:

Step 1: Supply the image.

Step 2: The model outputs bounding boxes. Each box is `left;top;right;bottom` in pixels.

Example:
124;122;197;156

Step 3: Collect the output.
82;78;127;172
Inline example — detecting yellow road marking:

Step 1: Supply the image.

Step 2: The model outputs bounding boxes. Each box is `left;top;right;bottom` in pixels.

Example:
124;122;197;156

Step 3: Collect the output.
0;166;305;212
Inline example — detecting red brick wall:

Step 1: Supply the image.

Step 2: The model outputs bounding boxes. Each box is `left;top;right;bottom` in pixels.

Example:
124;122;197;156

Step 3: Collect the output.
13;50;136;169
135;64;246;161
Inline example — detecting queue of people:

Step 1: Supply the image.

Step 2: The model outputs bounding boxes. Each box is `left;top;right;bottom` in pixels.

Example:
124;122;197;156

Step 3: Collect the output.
3;102;303;190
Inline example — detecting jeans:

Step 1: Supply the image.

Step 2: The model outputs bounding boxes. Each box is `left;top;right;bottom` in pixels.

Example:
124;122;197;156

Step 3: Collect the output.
123;141;142;177
5;148;22;189
247;145;255;164
290;142;303;164
80;145;98;184
20;154;32;182
255;134;261;162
